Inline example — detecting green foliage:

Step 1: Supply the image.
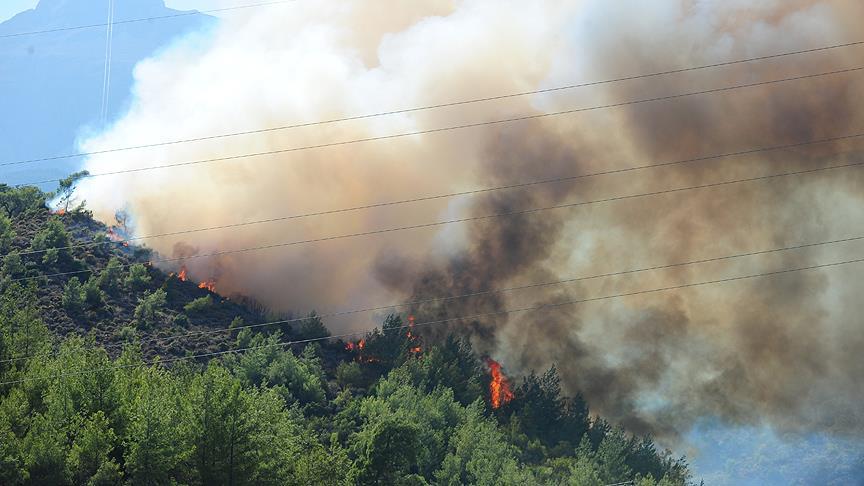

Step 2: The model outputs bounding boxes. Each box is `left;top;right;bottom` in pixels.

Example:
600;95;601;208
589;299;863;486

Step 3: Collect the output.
134;289;167;329
83;276;105;309
55;170;90;213
0;210;14;253
0;184;45;216
124;263;151;290
184;295;213;314
66;411;118;485
31;218;72;267
299;311;330;339
173;313;190;328
2;252;24;277
62;277;85;313
99;258;123;295
114;326;138;343
336;361;364;390
0;272;691;486
227;332;326;406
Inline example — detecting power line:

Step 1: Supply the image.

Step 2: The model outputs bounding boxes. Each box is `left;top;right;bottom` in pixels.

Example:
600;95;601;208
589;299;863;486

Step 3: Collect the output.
3;253;862;386
3;40;862;169
15;130;864;258
16;65;863;187
9;160;862;284
99;0;116;125
7;231;861;365
0;0;295;40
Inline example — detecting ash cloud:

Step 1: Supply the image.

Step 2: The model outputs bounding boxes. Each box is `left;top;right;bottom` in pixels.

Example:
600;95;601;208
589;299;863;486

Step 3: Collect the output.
75;0;864;439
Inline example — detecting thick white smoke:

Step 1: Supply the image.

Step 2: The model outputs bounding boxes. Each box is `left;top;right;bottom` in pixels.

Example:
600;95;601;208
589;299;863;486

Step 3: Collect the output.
75;0;864;439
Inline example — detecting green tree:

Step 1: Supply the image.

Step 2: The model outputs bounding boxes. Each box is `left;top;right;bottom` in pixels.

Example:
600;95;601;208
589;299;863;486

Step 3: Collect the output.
31;218;72;266
189;365;257;485
184;295;213;314
435;401;527;486
355;417;421;485
62;277;85;313
66;411;119;485
0;210;15;253
124;263;151;290
2;252;24;277
228;332;326;406
595;427;633;484
55;170;90;213
119;365;189;485
0;184;46;216
99;258;123;295
83;276;105;309
134;289;166;329
299;311;329;339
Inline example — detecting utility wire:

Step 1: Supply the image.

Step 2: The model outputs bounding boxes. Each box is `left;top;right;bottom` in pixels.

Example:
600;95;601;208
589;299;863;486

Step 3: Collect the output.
99;0;116;125
16;65;864;187
9;159;863;285
6;232;859;366
0;0;295;39
3;40;862;169
3;253;863;386
15;130;864;258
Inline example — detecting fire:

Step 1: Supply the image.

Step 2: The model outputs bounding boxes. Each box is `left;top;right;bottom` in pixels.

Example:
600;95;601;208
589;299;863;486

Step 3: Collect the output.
177;266;188;282
486;358;514;409
345;338;366;352
52;208;67;216
407;314;416;338
106;227;128;246
198;279;216;292
410;346;422;354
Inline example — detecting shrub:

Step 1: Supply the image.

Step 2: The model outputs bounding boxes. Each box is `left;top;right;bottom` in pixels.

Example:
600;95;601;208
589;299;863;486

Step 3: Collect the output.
114;326;138;342
99;258;123;294
135;289;167;329
83;276;104;308
336;361;363;390
2;253;23;277
173;314;189;328
62;277;84;313
184;295;213;314
299;311;330;339
0;211;14;252
124;263;151;290
41;247;60;267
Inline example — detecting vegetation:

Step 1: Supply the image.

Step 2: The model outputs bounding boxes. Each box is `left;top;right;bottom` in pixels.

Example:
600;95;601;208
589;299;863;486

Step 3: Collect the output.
0;183;692;484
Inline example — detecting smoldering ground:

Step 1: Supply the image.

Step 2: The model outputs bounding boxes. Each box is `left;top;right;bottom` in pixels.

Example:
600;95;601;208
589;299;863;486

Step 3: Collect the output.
74;0;864;439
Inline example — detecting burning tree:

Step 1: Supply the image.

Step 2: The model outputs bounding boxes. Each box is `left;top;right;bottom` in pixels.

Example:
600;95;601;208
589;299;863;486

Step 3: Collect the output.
486;358;514;409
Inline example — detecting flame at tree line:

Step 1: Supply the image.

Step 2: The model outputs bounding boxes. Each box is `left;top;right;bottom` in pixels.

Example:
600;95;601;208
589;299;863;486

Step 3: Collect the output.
486;358;514;409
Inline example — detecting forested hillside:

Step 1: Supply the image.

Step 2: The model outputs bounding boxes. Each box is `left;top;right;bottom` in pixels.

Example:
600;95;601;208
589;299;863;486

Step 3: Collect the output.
0;184;691;485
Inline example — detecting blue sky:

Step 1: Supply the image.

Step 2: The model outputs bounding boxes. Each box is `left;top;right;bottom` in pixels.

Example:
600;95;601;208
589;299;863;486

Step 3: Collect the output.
0;0;235;22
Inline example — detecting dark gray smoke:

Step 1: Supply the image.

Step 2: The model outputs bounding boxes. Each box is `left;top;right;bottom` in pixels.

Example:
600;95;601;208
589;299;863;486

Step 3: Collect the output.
75;0;864;439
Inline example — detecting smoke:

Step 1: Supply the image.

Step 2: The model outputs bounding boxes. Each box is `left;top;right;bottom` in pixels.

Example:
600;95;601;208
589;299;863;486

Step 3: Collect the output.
75;0;864;439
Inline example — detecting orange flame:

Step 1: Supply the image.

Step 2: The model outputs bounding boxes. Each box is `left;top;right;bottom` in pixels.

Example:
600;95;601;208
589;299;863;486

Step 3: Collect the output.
410;346;422;354
106;227;130;246
407;314;416;338
345;338;366;352
198;279;216;292
486;358;514;409
52;208;67;216
177;266;188;282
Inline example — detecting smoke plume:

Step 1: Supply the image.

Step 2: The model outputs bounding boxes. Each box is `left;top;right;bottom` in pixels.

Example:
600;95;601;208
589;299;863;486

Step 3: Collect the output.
75;0;864;439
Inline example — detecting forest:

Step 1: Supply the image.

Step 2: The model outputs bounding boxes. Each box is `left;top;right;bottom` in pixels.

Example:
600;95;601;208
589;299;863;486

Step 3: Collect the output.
0;183;691;485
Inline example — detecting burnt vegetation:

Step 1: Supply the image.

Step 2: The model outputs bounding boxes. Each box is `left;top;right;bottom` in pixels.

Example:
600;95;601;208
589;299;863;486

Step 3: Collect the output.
0;184;690;485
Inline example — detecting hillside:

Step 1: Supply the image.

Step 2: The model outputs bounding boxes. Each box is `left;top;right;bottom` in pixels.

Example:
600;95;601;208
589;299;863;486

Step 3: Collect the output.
0;183;691;485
